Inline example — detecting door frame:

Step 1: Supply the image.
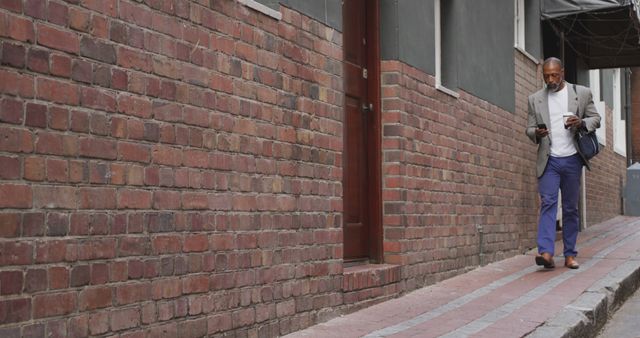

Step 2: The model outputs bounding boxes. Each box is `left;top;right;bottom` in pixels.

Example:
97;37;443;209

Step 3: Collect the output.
342;0;383;263
365;0;382;263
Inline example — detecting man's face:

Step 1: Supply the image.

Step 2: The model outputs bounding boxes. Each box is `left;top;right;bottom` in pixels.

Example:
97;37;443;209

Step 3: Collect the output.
543;63;564;92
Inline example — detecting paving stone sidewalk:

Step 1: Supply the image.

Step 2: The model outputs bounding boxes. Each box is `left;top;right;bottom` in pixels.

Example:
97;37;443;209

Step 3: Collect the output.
285;216;640;338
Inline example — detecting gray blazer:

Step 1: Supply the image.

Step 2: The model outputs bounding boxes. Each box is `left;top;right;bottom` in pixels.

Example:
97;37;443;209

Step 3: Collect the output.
525;83;601;178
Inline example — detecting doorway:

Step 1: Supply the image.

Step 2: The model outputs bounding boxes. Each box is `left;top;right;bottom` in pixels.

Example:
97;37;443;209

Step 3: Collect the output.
342;0;382;263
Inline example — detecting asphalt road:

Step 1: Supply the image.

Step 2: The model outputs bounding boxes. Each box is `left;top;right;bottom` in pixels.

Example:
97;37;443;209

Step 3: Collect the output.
597;287;640;338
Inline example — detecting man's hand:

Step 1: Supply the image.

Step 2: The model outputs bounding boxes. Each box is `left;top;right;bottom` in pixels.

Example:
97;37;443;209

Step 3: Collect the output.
535;127;549;138
565;115;583;129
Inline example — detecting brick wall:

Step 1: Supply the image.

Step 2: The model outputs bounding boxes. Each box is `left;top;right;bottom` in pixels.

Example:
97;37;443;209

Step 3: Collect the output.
585;104;627;225
379;51;542;289
0;1;344;336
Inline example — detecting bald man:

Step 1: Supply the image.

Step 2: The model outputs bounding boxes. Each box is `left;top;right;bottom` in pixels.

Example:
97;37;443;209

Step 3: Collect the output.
525;57;601;269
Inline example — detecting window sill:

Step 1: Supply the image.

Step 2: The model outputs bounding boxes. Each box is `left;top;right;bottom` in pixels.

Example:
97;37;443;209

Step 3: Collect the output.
515;46;540;64
237;0;282;20
436;84;460;98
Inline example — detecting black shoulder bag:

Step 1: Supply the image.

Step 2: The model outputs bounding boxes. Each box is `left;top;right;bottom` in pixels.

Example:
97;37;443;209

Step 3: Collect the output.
573;84;600;160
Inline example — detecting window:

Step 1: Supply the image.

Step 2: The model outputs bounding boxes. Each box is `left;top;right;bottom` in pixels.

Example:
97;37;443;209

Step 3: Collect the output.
434;0;458;97
589;69;606;145
514;0;525;49
514;0;538;63
612;68;626;155
237;0;282;20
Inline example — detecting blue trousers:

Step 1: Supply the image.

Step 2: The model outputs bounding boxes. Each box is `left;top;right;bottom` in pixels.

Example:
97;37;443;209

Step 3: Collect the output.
537;154;583;257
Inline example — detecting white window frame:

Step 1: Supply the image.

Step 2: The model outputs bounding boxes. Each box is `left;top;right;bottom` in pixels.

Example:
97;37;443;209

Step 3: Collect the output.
514;0;525;49
513;0;538;63
612;68;626;156
589;69;606;145
434;0;459;98
237;0;282;20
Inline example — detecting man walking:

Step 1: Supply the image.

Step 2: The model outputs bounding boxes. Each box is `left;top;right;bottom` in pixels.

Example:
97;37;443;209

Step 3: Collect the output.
525;57;601;269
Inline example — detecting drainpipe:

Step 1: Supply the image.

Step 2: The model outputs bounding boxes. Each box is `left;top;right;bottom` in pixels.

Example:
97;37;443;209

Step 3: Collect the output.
625;68;633;166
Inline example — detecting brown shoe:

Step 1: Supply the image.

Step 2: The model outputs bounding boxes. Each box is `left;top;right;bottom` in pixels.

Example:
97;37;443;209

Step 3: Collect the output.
565;256;579;269
535;252;555;269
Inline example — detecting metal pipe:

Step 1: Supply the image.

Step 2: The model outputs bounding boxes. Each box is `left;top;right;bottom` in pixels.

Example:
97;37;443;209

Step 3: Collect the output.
625;68;633;166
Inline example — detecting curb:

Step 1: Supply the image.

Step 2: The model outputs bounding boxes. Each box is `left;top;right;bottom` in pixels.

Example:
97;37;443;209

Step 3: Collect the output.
525;259;640;338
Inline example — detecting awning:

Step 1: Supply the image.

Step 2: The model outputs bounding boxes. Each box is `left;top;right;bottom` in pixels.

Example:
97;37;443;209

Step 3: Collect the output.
542;0;640;68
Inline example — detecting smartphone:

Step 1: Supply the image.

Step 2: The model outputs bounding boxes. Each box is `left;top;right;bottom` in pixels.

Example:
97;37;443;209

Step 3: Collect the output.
537;123;547;130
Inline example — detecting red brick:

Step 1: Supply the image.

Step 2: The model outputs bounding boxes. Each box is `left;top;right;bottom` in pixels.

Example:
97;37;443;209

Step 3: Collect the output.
91;14;109;39
48;1;68;26
93;65;112;88
0;298;30;324
208;313;232;334
51;53;72;77
116;282;151;305
184;234;208;253
118;189;152;209
35;132;74;156
117;47;152;72
22;212;44;236
25;103;46;128
69;7;90;32
78;187;117;209
89;312;109;335
88;162;110;184
21;157;41;182
5;14;36;42
25;268;46;292
27;48;49;74
0;97;23;124
117;94;153;118
69;160;88;183
182;274;209;294
0;270;23;295
24;0;46;19
48;106;68;130
110;307;140;331
151;145;183;166
77;238;116;260
151;278;181;299
46;158;68;182
80;36;116;64
152;235;181;254
153;190;180;210
33;292;76;318
69;315;89;338
79;137;117;160
0;0;22;12
118;236;149;256
49;266;69;289
1;42;25;68
36;78;79;105
46;212;69;236
91;263;109;285
71;59;92;83
33;186;76;209
144;166;159;186
182;192;208;210
0;69;34;98
118;142;150;163
0;184;32;208
35;240;66;263
37;23;79;54
69;110;89;133
0;156;20;180
81;87;117;112
78;286;112;310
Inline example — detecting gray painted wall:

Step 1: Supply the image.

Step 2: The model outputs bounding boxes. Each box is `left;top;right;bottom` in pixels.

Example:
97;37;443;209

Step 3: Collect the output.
381;0;520;112
254;0;342;30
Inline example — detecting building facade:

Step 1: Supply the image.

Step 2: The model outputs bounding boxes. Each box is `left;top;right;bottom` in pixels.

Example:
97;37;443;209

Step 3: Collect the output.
0;0;631;337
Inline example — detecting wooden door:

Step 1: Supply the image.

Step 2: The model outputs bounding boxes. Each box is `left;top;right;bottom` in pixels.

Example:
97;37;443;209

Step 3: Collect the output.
343;0;381;263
